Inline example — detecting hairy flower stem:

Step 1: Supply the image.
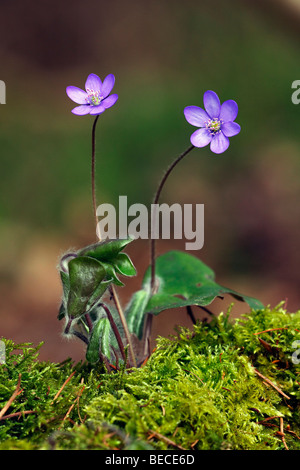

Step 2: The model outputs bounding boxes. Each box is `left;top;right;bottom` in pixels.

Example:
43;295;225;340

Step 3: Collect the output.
72;331;89;345
150;144;195;291
64;318;88;344
91;115;100;233
64;317;73;335
91;117;137;368
84;313;93;331
109;285;137;367
99;303;127;363
144;145;195;355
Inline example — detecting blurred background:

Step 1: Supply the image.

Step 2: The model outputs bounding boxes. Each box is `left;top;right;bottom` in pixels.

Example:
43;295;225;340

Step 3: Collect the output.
0;0;299;362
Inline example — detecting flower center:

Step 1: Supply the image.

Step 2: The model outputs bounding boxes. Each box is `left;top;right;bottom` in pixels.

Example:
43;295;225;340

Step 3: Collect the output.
205;118;222;134
86;88;102;106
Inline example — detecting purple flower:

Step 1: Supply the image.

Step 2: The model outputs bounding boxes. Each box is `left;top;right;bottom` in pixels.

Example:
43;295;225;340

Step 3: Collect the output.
184;91;241;154
66;73;118;116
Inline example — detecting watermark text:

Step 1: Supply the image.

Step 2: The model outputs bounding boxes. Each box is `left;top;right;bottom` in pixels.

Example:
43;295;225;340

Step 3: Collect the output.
96;196;204;250
291;80;300;104
292;340;300;365
0;80;6;104
0;340;5;364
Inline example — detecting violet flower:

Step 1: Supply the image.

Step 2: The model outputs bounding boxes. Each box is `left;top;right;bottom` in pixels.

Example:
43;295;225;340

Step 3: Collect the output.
66;73;118;116
184;91;241;154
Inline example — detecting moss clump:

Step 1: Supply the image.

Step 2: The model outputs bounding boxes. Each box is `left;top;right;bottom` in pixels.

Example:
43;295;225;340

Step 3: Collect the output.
1;303;300;450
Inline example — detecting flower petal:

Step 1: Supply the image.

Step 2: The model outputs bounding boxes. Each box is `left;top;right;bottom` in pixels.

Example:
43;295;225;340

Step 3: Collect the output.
219;100;238;123
221;121;241;137
184;106;210;127
89;104;106;115
66;86;88;104
102;94;118;109
71;105;91;115
85;73;102;92
100;74;115;99
190;128;212;148
203;90;221;119
210;131;230;154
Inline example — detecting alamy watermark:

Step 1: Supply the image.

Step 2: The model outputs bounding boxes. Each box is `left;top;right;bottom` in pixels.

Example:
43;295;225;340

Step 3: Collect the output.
96;196;204;250
0;80;6;104
0;340;5;364
291;80;300;105
292;340;300;365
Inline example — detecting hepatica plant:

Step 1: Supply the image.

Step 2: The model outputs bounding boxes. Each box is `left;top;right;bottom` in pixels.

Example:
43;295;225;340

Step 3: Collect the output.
58;72;263;370
184;90;241;154
66;73;118;116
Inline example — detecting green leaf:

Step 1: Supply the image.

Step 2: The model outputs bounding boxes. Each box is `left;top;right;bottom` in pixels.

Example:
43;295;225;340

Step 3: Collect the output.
57;271;70;320
60;270;70;299
57;302;66;321
86;316;111;364
114;253;137;277
67;256;106;319
125;288;151;340
126;251;264;338
145;251;264;312
100;262;125;286
86;279;113;311
79;238;134;263
58;238;136;325
78;238;136;285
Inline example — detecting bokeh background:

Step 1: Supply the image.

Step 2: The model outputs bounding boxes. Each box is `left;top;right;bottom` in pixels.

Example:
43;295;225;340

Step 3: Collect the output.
0;0;299;362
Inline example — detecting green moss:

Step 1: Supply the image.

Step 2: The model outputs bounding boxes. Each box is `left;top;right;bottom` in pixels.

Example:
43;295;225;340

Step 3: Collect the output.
1;304;300;450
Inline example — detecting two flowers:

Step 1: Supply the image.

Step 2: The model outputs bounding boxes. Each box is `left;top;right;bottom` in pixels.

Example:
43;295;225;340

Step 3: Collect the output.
66;73;241;154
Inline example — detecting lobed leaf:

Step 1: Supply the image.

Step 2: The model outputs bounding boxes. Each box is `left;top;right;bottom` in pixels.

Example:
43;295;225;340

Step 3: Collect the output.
67;256;106;319
58;238;137;321
125;288;152;340
86;316;111;364
126;250;264;339
78;238;134;263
